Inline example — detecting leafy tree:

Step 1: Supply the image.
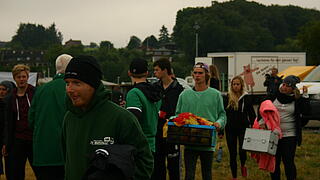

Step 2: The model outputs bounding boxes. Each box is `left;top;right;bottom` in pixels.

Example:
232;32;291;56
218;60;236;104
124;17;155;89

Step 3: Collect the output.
172;0;320;58
127;36;141;49
10;23;62;50
100;41;114;49
142;35;159;49
89;42;98;48
297;21;320;65
274;38;302;52
159;25;170;45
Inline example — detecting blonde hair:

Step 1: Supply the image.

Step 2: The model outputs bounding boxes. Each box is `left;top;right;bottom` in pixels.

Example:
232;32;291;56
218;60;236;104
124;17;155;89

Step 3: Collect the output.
227;76;245;110
209;65;220;80
12;64;30;78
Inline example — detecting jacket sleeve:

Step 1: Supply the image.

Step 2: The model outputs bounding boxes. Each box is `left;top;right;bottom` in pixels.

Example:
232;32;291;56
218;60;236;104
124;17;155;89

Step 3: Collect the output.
246;96;257;127
28;89;38;130
263;77;269;87
215;93;227;129
126;90;143;123
119;113;153;180
298;96;310;127
175;93;183;115
2;96;12;146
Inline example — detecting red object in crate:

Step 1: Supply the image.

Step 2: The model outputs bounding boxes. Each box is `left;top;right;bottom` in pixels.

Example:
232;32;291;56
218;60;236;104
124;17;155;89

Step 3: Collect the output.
171;112;213;126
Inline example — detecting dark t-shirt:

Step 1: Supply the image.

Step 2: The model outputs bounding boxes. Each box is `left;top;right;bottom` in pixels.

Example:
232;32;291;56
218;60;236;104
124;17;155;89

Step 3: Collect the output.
210;78;220;91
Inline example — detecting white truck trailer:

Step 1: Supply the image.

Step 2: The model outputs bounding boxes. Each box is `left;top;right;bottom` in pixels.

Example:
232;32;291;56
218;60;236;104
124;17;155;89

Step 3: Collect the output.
195;52;306;96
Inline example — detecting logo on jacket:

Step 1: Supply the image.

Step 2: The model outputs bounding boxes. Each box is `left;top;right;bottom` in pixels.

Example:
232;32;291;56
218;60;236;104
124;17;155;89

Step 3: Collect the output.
90;137;114;145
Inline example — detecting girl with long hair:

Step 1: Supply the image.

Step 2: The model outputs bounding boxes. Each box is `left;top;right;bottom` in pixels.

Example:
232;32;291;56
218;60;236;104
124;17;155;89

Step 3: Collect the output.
209;64;221;90
225;76;256;180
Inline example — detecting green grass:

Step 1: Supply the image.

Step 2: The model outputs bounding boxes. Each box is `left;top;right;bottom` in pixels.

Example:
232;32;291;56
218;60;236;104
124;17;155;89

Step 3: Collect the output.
181;130;320;180
21;130;320;180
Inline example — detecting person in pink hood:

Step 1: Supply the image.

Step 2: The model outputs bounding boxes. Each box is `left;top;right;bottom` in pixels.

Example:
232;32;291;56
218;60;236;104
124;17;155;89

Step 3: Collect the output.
258;75;309;180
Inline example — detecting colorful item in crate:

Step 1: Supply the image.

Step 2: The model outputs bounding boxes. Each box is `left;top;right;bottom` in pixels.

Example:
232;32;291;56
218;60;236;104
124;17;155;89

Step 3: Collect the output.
170;112;213;126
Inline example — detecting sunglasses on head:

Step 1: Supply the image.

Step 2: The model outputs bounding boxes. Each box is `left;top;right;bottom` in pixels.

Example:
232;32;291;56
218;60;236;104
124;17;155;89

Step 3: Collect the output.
193;62;209;72
193;71;204;75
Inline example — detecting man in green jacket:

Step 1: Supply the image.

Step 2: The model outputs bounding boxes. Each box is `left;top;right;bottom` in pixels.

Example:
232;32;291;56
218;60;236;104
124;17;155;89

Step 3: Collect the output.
63;56;153;180
29;54;72;180
125;58;162;154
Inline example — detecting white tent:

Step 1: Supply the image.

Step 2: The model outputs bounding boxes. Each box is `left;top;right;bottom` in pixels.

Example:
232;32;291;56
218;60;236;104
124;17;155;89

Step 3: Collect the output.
0;72;37;86
101;80;118;86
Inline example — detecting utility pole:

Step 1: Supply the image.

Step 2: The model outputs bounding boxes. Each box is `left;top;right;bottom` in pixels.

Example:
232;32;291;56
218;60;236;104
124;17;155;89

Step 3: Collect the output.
193;22;200;57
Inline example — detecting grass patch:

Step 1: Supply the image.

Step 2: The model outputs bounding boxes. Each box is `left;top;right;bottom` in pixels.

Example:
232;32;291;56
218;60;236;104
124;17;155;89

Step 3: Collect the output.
20;130;320;180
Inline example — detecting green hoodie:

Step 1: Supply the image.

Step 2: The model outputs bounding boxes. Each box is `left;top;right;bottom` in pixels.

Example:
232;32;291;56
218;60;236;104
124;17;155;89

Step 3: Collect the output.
29;73;66;166
63;84;153;180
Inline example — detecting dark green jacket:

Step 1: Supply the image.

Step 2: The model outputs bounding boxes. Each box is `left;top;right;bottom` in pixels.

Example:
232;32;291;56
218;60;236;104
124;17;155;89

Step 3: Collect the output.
29;73;66;166
63;84;153;180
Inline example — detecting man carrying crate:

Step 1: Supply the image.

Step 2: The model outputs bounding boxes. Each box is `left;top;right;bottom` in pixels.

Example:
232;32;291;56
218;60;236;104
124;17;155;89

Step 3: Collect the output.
175;62;226;180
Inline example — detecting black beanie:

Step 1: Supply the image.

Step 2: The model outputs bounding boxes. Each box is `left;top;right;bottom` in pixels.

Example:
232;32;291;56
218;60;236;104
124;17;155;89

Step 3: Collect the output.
64;56;103;89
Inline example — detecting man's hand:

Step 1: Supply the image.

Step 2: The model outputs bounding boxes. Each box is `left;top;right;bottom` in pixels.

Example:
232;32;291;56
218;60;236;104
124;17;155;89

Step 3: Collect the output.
302;86;308;94
119;100;126;108
213;122;221;131
2;145;7;156
259;124;267;129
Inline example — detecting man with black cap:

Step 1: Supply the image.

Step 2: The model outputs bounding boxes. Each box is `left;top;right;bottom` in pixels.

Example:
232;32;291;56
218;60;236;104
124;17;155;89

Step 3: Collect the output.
63;55;154;180
125;58;162;157
258;75;309;180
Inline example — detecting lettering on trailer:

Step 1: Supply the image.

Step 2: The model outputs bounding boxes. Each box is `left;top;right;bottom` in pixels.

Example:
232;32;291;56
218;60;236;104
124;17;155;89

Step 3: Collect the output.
251;56;300;64
252;56;301;77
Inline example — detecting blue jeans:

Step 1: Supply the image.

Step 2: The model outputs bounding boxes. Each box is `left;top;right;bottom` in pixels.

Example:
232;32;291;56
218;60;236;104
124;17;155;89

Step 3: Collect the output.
184;149;213;180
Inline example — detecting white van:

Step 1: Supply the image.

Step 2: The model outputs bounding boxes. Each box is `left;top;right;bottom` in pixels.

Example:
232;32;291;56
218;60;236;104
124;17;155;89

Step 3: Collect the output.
297;65;320;99
297;65;320;120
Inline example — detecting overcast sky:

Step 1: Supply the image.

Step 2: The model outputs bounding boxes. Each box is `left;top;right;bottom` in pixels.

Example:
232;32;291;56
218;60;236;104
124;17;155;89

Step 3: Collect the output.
1;0;319;48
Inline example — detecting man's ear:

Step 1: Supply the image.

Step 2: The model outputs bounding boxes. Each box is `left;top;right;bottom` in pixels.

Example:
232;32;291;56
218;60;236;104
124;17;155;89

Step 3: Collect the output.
128;71;131;77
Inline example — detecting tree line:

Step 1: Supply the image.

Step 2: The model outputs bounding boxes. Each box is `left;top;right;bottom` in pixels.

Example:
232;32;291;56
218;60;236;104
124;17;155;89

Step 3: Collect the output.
1;0;320;83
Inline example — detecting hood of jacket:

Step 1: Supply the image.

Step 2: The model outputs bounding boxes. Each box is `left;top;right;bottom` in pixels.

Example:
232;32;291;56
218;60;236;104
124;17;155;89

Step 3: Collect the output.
66;83;111;117
134;82;162;103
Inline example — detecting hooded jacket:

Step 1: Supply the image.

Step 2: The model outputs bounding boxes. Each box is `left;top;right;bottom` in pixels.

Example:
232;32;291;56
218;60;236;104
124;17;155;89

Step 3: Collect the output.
224;92;256;131
28;73;66;166
63;84;153;180
252;100;281;173
156;78;184;137
126;82;162;153
3;84;35;151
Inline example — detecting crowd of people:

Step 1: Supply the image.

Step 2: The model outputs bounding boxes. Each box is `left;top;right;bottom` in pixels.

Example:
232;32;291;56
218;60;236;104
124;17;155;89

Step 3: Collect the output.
0;55;310;180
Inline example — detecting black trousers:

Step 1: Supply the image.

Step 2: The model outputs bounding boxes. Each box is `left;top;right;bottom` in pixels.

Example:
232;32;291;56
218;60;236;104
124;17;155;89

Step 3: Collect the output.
271;136;297;180
0;151;3;175
225;128;247;178
184;149;213;180
5;138;39;180
153;137;180;180
37;166;65;180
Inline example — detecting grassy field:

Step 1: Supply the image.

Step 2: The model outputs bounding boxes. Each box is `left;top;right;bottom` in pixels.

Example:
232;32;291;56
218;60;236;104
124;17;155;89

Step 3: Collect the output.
17;130;320;180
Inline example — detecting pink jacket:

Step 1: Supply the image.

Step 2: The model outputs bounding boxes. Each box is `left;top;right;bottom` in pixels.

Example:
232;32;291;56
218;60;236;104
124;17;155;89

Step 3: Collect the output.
251;100;282;172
